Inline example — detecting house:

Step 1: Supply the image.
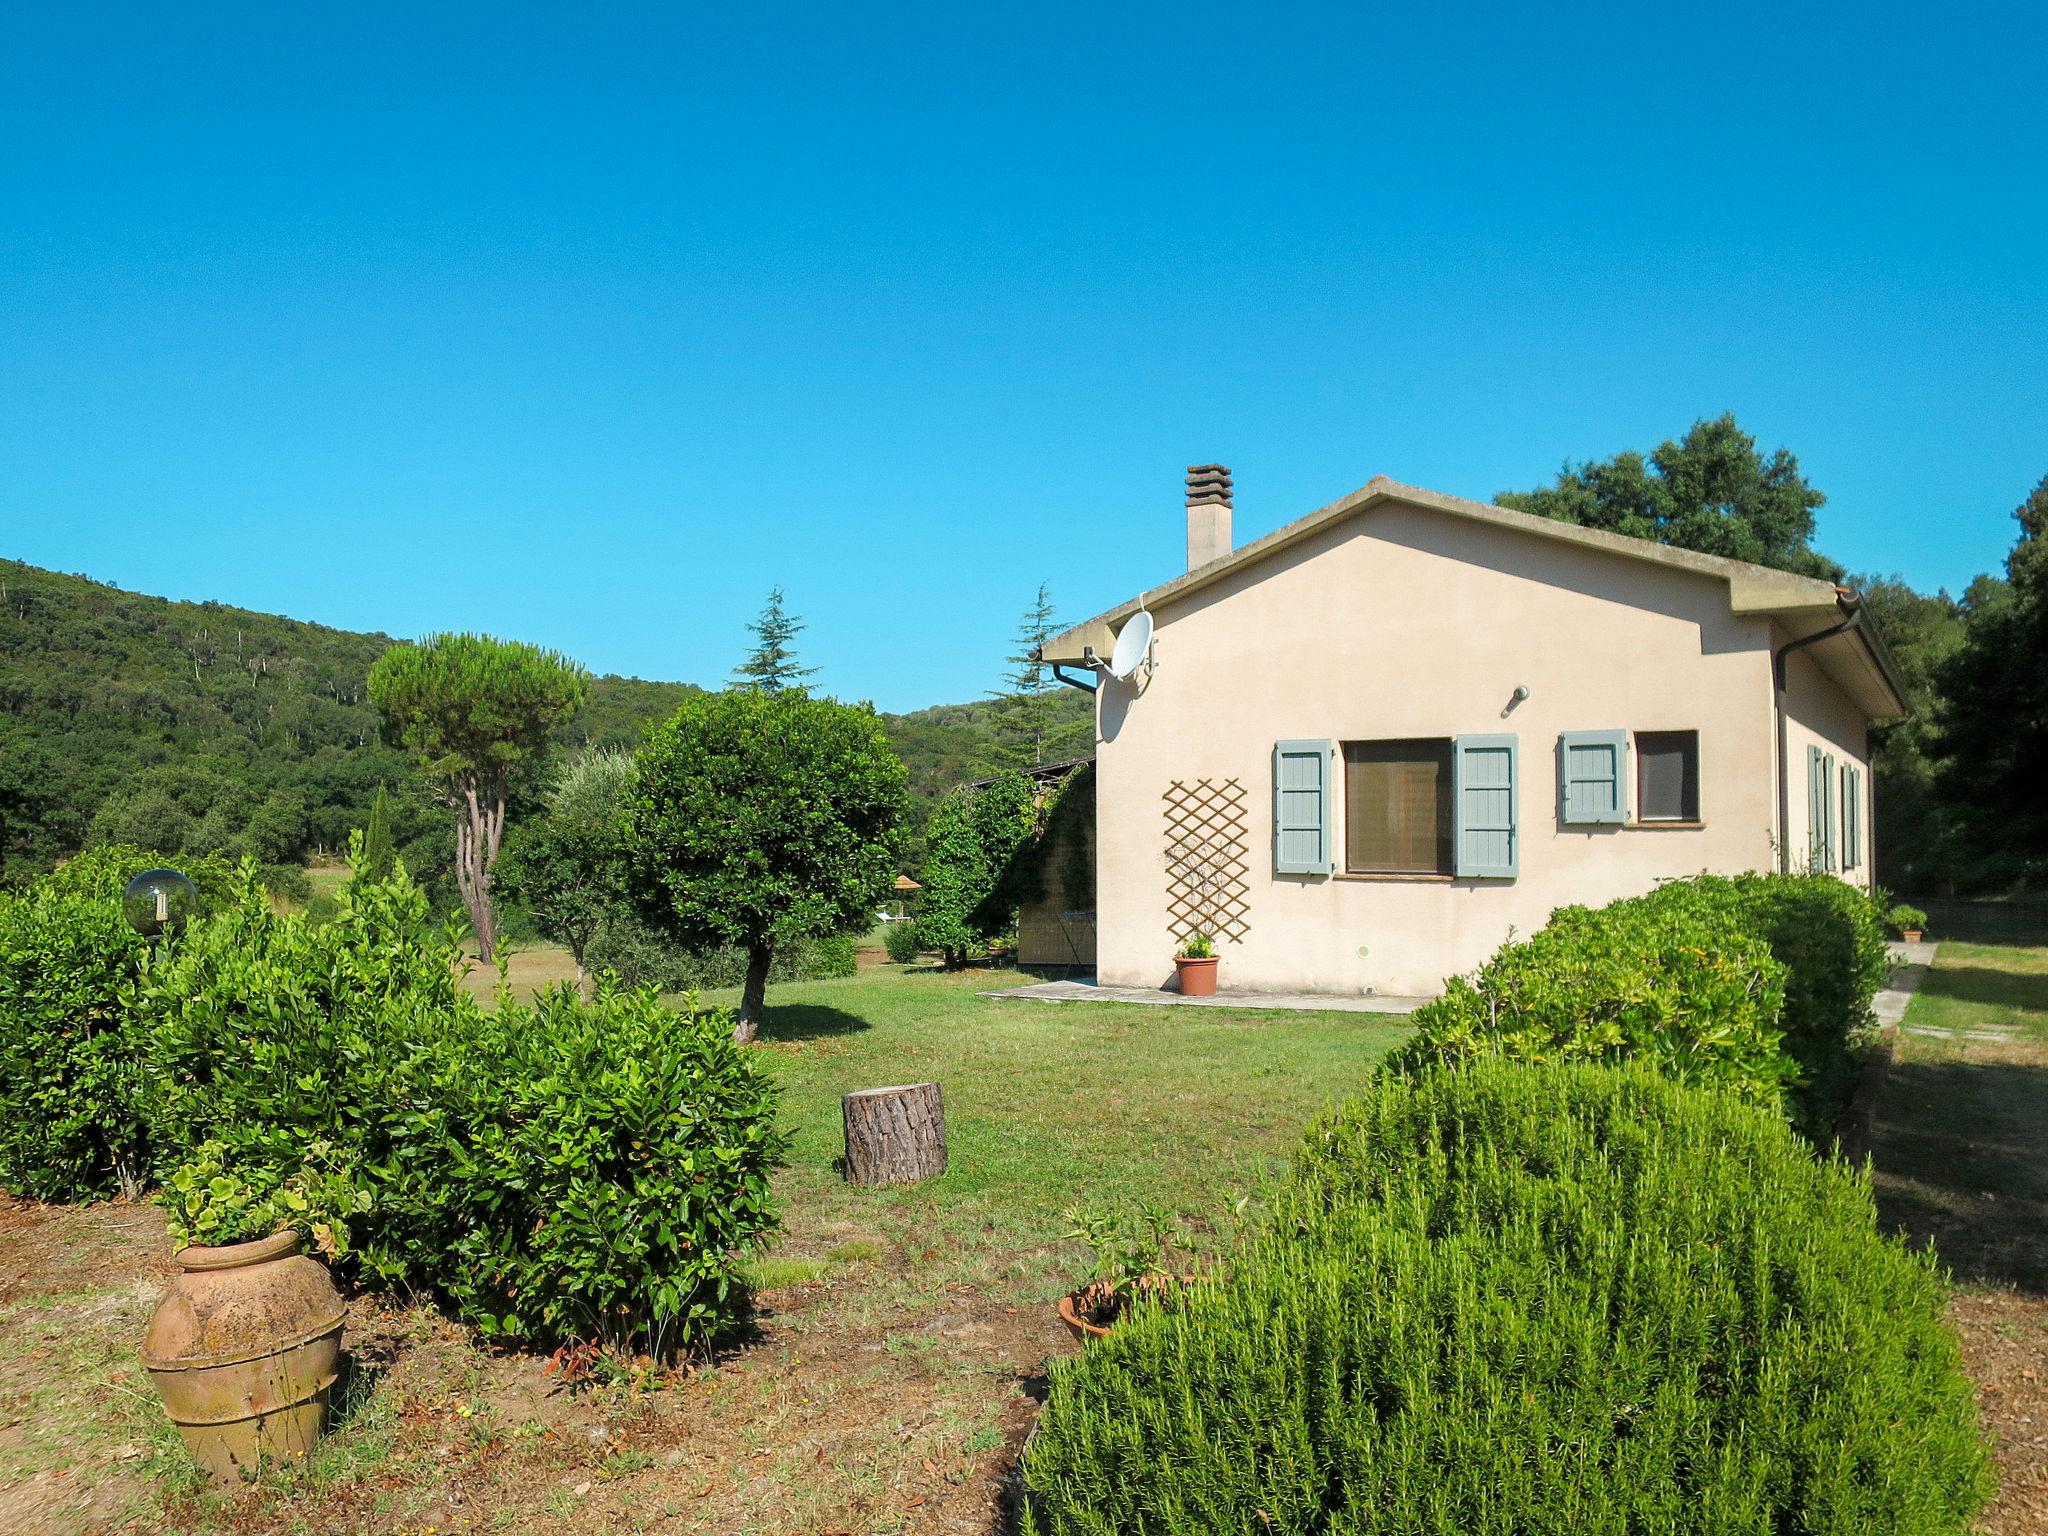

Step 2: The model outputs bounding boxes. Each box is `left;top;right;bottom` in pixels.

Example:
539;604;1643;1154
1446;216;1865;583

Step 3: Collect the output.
1036;466;1907;998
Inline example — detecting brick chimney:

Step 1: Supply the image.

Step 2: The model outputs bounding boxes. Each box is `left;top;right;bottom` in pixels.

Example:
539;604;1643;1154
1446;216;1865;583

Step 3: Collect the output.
1185;463;1232;571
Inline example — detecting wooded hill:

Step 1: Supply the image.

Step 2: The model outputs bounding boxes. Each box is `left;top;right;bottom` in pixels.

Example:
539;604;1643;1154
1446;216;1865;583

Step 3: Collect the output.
0;557;1086;883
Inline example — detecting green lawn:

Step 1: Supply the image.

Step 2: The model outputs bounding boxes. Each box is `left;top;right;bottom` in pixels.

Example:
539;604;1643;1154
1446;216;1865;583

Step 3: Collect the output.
703;963;1412;1308
1874;941;2048;1294
1868;941;2048;1535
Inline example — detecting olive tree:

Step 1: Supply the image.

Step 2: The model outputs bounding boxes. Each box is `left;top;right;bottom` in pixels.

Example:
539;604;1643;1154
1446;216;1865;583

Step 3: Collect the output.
625;689;905;1041
367;633;587;961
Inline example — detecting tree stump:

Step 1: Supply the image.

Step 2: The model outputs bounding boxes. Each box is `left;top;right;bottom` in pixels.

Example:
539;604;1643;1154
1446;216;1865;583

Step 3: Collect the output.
842;1083;947;1185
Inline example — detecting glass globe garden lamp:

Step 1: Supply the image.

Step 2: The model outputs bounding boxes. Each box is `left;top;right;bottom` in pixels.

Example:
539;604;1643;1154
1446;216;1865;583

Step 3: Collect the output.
122;868;201;939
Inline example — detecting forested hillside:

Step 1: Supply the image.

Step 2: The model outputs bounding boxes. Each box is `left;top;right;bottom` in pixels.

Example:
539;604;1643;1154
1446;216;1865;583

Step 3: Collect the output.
0;558;1088;882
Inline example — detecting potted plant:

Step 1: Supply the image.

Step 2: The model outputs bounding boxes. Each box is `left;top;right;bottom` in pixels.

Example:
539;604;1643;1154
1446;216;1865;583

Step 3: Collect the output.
1173;932;1219;996
1887;903;1930;943
140;1142;360;1484
1056;1203;1184;1341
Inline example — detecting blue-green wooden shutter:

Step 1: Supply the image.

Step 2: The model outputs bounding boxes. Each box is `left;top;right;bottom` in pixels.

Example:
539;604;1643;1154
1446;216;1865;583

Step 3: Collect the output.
1454;734;1518;878
1854;766;1865;867
1823;752;1837;871
1273;740;1332;875
1557;730;1628;825
1806;746;1825;870
1842;764;1860;868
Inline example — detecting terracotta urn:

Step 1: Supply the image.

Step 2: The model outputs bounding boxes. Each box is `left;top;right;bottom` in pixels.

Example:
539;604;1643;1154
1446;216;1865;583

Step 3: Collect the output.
140;1230;345;1484
1173;955;1219;996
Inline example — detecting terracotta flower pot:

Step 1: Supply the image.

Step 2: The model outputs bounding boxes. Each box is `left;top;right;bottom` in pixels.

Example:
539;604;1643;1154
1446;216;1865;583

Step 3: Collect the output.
1174;955;1219;996
1056;1289;1114;1343
140;1230;345;1484
1901;929;1924;943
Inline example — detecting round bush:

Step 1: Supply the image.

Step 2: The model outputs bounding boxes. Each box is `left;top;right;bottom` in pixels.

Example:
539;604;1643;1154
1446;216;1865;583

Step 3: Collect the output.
883;919;921;965
1024;1062;1991;1535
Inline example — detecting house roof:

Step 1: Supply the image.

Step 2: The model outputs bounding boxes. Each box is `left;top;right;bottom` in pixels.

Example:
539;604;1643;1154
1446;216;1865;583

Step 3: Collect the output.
1038;475;1910;721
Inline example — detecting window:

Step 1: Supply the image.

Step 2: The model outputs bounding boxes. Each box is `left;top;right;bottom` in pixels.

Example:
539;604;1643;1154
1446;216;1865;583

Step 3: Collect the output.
1636;731;1700;823
1344;739;1452;875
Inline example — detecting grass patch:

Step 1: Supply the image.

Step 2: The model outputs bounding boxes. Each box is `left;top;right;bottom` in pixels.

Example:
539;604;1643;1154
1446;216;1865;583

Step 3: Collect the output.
709;964;1411;1307
1908;941;2048;1036
746;1255;831;1289
1874;942;2048;1295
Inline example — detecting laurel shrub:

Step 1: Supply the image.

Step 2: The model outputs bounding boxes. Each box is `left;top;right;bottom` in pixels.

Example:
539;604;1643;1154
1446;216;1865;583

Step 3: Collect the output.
1389;871;1888;1136
136;867;785;1353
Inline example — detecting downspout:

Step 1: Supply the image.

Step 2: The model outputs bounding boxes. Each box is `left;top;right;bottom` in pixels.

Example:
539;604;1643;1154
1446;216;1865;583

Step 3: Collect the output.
1773;593;1863;872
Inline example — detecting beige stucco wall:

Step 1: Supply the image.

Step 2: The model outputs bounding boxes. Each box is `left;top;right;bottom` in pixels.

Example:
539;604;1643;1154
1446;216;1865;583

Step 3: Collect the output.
1090;501;1812;997
1779;639;1875;889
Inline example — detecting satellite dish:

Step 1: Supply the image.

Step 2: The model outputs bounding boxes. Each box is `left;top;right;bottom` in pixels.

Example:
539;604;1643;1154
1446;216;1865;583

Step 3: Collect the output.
1107;610;1154;680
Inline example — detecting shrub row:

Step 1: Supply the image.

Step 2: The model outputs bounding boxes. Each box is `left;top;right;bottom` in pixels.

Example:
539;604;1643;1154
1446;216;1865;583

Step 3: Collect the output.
1388;871;1888;1137
1024;1061;1991;1535
0;860;786;1355
0;881;151;1200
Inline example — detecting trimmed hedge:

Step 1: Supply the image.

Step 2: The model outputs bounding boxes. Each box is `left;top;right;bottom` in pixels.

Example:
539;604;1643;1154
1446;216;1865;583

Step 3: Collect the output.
0;845;224;1201
136;870;786;1354
1389;872;1887;1136
1024;1062;1991;1535
0;883;151;1199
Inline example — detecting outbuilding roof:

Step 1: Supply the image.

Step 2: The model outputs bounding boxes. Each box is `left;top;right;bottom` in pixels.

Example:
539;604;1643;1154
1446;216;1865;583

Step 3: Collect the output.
1039;475;1908;720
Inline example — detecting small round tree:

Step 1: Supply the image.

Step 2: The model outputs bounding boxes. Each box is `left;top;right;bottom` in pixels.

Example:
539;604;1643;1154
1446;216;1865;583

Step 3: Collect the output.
367;633;588;961
626;689;906;1041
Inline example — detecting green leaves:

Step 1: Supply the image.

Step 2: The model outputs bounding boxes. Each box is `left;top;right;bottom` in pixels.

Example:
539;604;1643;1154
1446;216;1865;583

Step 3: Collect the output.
1026;1063;1992;1535
1496;413;1840;581
366;632;589;795
914;770;1040;967
0;852;792;1356
0;881;151;1200
624;688;906;959
1388;872;1889;1138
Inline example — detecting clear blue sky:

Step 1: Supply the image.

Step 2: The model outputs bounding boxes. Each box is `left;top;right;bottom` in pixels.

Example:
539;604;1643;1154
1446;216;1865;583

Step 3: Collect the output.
3;3;2042;712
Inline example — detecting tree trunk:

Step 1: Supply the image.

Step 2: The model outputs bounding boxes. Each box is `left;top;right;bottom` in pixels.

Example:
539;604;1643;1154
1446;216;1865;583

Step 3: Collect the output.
842;1083;947;1186
734;941;773;1044
452;777;507;963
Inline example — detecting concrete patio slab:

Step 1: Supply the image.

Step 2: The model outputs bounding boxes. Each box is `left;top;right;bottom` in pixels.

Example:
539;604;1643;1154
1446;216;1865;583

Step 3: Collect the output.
981;976;1430;1015
1875;940;1937;1030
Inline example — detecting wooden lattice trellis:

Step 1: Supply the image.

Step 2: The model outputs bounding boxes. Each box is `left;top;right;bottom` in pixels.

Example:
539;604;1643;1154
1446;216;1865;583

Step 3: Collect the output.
1162;778;1251;944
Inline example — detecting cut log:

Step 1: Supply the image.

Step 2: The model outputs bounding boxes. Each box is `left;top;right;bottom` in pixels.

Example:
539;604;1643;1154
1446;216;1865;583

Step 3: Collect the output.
842;1082;947;1186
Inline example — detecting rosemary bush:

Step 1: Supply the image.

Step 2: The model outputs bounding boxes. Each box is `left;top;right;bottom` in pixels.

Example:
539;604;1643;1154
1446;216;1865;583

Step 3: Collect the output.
1024;1062;1991;1535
